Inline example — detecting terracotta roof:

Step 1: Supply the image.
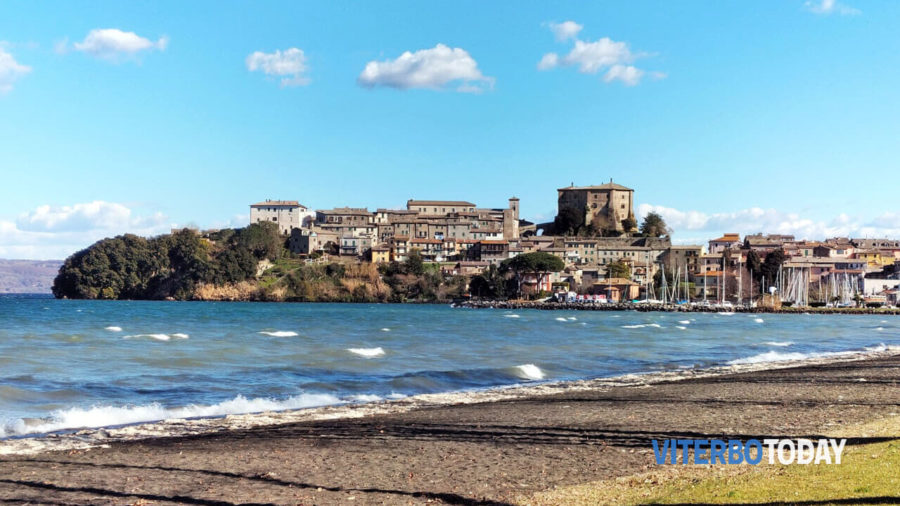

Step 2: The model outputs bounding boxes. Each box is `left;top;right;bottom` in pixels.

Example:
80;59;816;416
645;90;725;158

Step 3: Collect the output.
317;207;371;216
251;200;304;208
595;278;637;285
711;234;741;242
480;240;509;245
408;200;476;207
558;182;633;192
411;239;442;244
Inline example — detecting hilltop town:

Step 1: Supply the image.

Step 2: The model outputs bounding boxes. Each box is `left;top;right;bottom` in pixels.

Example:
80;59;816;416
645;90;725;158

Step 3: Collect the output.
249;181;900;308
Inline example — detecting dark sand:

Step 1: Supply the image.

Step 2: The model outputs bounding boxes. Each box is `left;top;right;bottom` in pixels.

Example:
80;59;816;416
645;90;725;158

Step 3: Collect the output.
1;355;899;505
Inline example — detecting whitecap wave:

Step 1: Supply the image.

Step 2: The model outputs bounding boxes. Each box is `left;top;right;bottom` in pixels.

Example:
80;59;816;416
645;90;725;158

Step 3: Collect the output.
678;320;690;325
864;343;900;352
754;318;765;323
105;326;122;332
503;314;520;318
259;331;298;337
123;333;188;341
380;328;391;331
728;350;850;365
514;364;545;380
348;394;382;402
555;317;567;322
764;341;793;347
676;326;687;330
0;393;340;438
622;324;646;329
347;347;385;358
567;317;577;321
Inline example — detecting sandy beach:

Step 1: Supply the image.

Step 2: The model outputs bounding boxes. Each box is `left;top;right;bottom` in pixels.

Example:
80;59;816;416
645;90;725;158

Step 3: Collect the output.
1;351;898;505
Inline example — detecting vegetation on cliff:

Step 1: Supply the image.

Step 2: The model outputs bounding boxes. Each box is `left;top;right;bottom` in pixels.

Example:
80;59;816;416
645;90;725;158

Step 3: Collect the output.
52;223;471;302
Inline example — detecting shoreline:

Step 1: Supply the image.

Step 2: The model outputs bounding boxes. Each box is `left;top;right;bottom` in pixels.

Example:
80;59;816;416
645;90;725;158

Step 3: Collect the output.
36;293;900;314
3;346;898;457
1;349;898;505
460;299;900;315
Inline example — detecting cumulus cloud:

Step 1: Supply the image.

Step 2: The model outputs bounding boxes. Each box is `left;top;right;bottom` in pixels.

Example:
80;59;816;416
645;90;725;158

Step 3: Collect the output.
548;21;583;41
537;53;559;71
805;0;861;15
1;201;171;260
0;46;31;93
246;48;310;87
358;44;494;93
538;22;664;86
637;203;900;245
71;29;168;60
603;64;644;86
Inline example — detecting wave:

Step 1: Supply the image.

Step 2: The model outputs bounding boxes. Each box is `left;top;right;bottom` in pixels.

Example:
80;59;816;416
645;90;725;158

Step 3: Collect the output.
675;326;687;330
503;314;520;318
622;323;662;329
259;330;299;337
105;326;122;332
514;364;545;380
555;317;567;322
347;347;385;358
677;320;690;325
754;318;765;323
0;393;340;438
764;341;793;347
380;328;391;331
123;333;188;341
864;343;900;352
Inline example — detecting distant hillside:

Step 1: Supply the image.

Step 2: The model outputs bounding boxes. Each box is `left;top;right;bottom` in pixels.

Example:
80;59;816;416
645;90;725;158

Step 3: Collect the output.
0;259;63;294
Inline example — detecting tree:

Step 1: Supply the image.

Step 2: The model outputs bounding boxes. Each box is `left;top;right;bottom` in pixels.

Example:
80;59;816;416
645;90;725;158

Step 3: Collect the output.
639;212;670;238
621;217;637;234
607;260;631;279
553;207;585;236
760;248;786;288
501;252;566;298
404;248;425;276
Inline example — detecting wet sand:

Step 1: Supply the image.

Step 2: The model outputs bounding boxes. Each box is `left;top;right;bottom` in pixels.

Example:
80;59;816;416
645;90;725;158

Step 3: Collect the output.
1;353;899;505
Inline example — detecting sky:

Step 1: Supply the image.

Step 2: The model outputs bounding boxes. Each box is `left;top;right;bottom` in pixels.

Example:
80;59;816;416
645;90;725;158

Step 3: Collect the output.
2;0;899;260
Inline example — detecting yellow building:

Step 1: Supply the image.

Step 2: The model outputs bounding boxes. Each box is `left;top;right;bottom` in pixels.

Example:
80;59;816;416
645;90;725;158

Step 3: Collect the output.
855;250;893;269
370;246;391;264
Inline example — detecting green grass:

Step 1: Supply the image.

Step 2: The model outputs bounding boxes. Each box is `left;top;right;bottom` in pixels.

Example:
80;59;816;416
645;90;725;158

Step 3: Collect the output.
521;418;900;505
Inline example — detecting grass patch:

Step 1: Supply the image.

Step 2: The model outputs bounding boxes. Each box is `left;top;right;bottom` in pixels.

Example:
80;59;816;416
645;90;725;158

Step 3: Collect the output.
520;416;900;505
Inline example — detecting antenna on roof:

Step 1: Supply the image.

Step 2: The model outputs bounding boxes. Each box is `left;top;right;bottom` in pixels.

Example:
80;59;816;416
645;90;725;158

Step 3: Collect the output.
570;181;574;187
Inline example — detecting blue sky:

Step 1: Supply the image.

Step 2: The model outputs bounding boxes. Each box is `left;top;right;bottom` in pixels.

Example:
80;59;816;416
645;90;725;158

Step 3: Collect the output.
2;0;899;259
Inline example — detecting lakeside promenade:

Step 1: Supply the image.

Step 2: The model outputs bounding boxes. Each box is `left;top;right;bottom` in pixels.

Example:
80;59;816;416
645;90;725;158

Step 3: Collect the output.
1;352;899;505
459;300;900;315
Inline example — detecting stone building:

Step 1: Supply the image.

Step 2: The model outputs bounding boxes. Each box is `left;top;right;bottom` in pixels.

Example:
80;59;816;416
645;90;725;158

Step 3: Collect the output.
556;181;635;235
249;200;313;235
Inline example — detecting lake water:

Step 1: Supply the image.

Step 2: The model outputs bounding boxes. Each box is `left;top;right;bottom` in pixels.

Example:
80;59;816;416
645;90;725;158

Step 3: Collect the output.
1;294;897;438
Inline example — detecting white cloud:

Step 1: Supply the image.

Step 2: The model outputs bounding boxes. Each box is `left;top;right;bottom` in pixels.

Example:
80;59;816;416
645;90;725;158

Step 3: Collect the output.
72;29;168;60
0;46;31;93
246;48;310;87
358;44;494;93
538;24;664;86
1;201;171;260
548;21;583;41
537;53;559;70
603;64;644;86
805;0;861;15
563;38;635;74
637;203;900;245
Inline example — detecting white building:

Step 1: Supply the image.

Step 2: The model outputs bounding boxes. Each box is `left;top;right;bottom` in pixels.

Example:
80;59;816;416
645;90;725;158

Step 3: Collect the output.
249;200;314;235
